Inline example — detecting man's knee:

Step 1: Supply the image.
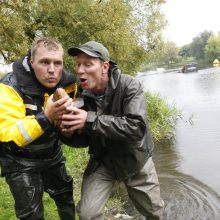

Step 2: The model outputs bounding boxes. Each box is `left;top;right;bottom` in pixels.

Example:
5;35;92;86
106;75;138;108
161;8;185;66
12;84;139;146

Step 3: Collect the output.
78;212;103;220
5;172;44;219
49;177;73;202
77;203;103;220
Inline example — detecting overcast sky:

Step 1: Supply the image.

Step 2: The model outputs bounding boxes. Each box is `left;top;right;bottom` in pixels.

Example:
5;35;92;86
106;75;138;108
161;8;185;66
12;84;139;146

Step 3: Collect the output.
162;0;220;46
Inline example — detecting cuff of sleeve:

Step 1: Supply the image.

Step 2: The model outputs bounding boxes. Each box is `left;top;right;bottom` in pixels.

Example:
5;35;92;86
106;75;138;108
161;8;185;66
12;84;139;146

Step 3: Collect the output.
60;133;73;145
86;111;97;122
84;111;97;130
35;111;53;131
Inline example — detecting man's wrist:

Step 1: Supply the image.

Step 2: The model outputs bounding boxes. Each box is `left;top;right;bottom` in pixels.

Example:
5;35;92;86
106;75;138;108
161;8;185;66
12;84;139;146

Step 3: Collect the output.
36;111;53;130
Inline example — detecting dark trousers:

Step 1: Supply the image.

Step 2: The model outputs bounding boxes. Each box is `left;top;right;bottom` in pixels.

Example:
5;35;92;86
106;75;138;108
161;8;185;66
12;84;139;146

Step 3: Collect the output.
5;163;75;220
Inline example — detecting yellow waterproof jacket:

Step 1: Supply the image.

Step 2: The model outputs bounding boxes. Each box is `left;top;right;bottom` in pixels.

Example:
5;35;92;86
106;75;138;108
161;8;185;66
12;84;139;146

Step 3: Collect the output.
0;83;45;147
0;55;77;172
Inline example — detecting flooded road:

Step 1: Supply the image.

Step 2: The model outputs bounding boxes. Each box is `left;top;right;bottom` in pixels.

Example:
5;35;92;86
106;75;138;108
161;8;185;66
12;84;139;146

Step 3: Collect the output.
136;67;220;219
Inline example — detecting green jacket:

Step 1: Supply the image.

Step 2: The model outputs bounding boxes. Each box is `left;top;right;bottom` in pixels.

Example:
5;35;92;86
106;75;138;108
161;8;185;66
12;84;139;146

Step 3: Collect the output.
68;64;153;181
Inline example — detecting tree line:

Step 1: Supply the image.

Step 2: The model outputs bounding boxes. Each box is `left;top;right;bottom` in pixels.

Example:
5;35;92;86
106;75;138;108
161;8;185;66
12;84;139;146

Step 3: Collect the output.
0;0;166;75
152;30;220;69
3;1;218;73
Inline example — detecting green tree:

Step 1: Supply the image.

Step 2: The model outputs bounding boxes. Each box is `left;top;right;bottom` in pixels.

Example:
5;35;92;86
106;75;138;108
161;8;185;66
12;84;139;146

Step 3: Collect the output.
179;44;191;58
189;30;213;60
155;41;180;65
204;34;220;62
0;0;37;61
0;0;166;75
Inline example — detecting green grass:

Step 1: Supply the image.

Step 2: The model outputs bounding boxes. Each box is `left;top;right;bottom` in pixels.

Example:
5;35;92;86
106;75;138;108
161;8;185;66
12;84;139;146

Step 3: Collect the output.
0;92;181;219
146;91;181;142
0;178;16;220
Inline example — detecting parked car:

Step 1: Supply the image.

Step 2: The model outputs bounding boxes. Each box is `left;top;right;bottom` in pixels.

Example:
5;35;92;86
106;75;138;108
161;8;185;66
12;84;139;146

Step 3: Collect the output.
181;63;198;73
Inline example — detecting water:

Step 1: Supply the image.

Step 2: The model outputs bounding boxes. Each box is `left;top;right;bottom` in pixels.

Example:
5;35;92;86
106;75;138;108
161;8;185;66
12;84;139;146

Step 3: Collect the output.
135;67;220;219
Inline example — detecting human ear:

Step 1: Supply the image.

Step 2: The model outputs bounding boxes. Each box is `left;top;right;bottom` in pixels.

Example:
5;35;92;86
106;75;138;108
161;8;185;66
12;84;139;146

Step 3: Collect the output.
102;62;109;74
30;57;34;65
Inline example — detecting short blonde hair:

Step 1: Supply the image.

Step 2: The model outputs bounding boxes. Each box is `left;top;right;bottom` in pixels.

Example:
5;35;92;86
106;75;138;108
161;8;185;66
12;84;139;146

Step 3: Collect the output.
31;37;64;59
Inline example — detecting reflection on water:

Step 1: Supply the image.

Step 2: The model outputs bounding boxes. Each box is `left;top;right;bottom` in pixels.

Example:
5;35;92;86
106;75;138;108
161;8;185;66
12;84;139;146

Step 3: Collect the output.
133;67;220;219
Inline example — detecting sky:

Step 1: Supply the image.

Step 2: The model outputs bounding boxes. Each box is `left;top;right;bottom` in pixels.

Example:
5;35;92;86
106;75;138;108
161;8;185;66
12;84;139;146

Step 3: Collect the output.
162;0;220;46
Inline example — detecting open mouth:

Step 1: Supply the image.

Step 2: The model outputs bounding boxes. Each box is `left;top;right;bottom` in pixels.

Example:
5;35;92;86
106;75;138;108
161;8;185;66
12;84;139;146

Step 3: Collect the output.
80;78;87;83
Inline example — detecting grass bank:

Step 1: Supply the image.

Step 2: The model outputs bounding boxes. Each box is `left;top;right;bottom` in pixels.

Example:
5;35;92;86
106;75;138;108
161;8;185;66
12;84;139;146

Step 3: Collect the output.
0;92;181;219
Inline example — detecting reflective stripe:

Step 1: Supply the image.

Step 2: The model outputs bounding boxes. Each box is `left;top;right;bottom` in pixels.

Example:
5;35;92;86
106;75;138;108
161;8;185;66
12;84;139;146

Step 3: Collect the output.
17;120;33;143
22;56;31;72
25;104;37;111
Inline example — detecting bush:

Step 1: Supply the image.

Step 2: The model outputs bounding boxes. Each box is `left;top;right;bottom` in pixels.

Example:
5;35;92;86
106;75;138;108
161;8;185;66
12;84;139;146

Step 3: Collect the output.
146;91;181;142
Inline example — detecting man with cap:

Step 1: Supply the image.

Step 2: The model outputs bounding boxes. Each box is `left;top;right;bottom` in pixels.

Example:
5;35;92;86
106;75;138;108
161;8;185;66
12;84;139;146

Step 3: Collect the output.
60;41;164;219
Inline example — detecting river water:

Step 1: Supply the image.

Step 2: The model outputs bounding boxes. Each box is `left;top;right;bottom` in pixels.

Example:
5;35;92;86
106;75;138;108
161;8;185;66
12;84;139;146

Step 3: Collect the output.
135;67;220;220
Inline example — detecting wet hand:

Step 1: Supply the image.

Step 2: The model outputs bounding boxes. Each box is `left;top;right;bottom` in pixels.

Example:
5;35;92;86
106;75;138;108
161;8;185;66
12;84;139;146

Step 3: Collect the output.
44;94;73;124
60;107;87;132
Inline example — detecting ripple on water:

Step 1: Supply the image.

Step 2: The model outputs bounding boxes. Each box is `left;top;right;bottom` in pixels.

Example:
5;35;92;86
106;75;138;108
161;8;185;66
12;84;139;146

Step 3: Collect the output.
121;172;220;220
160;173;220;220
